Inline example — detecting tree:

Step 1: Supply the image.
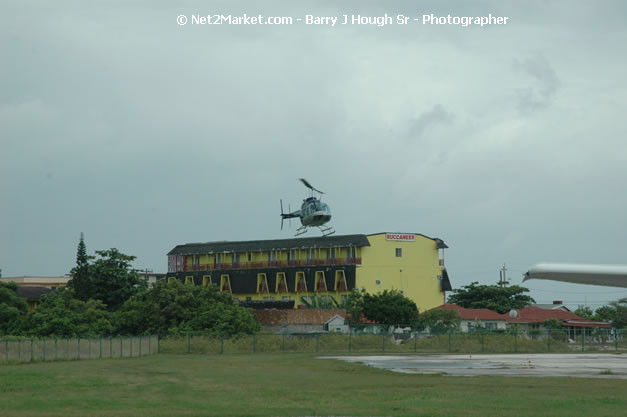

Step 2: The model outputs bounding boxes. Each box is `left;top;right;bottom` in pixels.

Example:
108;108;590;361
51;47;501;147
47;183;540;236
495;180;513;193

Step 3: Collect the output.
574;305;594;319
593;305;616;323
416;309;461;334
447;282;535;314
22;288;113;337
351;290;419;326
608;298;627;329
89;248;147;311
300;294;341;309
542;318;567;341
0;282;28;335
68;232;94;301
114;280;260;336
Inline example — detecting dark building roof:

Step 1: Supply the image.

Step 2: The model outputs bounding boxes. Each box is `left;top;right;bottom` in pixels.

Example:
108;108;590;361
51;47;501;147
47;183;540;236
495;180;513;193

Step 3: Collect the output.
16;286;53;300
168;234;371;256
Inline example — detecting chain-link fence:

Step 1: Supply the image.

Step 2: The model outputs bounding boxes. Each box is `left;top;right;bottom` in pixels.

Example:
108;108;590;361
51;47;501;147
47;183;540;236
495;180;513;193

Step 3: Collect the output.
3;329;624;363
0;335;158;364
158;327;626;355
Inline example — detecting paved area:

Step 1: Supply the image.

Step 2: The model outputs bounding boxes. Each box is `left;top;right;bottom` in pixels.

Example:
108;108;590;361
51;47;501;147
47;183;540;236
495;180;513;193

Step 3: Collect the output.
324;353;627;378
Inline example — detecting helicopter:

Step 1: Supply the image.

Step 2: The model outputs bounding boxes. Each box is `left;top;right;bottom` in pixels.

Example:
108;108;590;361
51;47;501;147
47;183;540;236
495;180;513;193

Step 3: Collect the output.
280;178;334;236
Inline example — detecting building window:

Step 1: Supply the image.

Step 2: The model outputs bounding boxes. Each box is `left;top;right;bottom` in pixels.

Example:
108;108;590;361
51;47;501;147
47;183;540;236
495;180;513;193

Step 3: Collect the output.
296;272;307;292
247;252;252;262
220;275;231;293
276;272;288;293
185;276;194;285
315;271;327;292
395;248;402;257
202;275;212;287
257;273;269;294
335;270;347;291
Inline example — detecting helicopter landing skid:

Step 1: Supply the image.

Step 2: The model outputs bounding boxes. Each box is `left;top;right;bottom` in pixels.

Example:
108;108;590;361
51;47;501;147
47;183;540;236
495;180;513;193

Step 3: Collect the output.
295;226;308;236
318;225;335;237
294;225;335;237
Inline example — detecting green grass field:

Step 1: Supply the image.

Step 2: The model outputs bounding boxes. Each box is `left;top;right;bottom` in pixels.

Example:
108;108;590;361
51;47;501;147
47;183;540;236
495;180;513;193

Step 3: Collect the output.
1;353;626;417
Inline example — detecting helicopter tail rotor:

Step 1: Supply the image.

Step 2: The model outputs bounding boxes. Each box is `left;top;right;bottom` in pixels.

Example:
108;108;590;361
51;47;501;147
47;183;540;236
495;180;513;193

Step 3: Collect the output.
280;200;284;230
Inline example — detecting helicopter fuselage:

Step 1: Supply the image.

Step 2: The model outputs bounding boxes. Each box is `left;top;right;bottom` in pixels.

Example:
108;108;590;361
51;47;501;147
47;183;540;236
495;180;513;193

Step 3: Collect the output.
300;197;331;226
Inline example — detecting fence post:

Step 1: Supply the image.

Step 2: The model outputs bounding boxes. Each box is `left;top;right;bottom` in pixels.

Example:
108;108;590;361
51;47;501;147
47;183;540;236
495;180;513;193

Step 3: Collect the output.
55;339;58;361
448;332;451;353
316;334;319;353
109;337;112;358
581;329;585;352
148;335;151;355
18;340;21;362
67;338;69;360
348;330;352;353
30;339;34;363
130;337;133;357
382;333;385;352
5;340;8;362
547;329;551;352
514;329;518;353
414;333;417;353
157;335;160;354
43;339;46;362
120;336;123;358
139;336;142;356
481;331;485;353
616;330;619;351
220;334;224;354
252;334;256;353
187;333;191;354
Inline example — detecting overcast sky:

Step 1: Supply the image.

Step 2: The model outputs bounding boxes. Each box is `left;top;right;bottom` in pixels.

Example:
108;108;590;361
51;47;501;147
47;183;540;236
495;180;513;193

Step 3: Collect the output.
2;1;627;309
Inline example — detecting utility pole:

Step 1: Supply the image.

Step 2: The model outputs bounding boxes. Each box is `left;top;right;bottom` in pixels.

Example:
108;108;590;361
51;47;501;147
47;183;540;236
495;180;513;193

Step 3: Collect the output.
499;263;508;287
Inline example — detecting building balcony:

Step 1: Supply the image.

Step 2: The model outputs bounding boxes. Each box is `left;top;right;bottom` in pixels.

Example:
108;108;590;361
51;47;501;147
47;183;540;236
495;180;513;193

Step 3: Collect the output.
180;257;362;273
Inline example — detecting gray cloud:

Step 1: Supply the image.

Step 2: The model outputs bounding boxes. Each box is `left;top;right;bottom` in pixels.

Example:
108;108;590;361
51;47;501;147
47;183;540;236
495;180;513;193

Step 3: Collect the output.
2;1;627;308
513;54;560;114
407;104;455;139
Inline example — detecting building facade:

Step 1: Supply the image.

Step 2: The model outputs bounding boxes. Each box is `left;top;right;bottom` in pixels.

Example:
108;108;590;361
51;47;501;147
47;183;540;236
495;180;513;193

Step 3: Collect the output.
166;232;452;311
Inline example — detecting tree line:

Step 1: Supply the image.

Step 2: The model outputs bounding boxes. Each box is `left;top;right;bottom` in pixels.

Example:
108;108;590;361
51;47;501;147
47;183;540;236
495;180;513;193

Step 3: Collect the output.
0;234;260;338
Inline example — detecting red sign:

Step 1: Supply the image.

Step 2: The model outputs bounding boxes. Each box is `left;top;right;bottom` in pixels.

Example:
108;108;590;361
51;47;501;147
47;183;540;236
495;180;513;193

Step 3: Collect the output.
385;233;416;242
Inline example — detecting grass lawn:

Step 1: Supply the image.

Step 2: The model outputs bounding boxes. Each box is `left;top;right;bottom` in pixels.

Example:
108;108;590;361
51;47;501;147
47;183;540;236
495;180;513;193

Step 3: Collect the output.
1;353;626;417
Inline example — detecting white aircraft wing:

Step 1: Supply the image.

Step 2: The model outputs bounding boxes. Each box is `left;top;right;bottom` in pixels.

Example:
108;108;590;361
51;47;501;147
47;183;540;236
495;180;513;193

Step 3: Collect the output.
524;263;627;288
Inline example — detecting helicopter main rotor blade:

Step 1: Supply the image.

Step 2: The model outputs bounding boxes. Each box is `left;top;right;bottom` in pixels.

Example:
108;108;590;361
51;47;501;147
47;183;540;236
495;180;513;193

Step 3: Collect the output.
299;178;324;194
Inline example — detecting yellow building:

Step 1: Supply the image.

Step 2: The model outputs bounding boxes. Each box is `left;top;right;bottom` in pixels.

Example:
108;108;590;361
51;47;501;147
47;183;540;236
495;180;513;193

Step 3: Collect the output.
166;232;452;311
